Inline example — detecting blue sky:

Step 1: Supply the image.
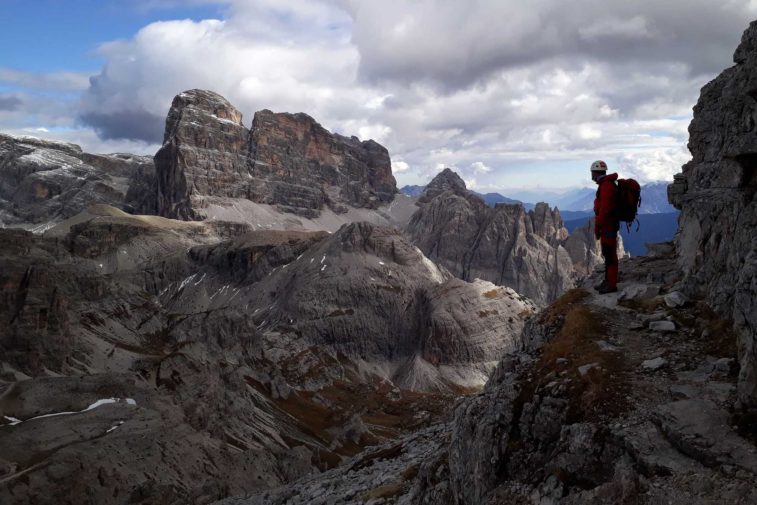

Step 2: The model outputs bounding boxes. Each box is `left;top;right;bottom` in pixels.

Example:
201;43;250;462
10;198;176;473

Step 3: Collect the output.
0;0;224;72
1;1;754;192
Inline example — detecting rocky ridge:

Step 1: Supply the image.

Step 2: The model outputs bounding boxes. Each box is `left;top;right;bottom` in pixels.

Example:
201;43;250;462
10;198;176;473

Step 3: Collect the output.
407;169;624;306
669;20;757;410
0;133;156;229
155;90;397;221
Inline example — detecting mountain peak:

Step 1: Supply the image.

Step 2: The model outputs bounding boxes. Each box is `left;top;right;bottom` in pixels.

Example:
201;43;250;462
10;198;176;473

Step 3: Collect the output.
419;168;468;203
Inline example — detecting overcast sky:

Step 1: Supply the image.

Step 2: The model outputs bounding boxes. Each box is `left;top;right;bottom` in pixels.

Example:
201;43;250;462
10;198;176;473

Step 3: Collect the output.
1;0;755;192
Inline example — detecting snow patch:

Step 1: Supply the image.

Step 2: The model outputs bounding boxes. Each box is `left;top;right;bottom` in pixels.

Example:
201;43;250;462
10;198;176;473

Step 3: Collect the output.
421;256;444;284
2;398;137;426
179;274;197;290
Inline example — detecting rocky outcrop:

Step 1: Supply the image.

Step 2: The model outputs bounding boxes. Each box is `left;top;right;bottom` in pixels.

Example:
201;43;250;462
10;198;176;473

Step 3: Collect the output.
228;252;756;505
0;134;155;229
669;21;757;408
154;89;397;221
407;169;608;306
154;90;250;220
0;206;534;504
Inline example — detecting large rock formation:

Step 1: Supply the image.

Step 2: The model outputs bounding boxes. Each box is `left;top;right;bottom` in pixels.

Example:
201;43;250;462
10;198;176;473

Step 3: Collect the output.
0;206;534;504
669;21;757;408
154;89;397;221
222;252;755;505
0;134;155;229
407;169;614;306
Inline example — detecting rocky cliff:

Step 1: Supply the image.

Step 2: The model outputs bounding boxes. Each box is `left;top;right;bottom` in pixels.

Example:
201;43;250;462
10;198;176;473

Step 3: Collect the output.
0;206;534;504
155;89;397;221
407;169;620;306
669;21;757;409
0;134;155;229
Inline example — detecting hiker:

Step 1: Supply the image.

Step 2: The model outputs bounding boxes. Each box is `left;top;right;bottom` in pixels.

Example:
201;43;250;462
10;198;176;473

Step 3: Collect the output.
591;160;619;294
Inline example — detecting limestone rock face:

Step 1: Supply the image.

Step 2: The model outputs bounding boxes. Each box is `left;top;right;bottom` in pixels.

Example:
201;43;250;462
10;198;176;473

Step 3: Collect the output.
250;110;396;213
154;89;397;220
155;90;250;220
0;134;155;229
668;21;757;408
407;170;580;306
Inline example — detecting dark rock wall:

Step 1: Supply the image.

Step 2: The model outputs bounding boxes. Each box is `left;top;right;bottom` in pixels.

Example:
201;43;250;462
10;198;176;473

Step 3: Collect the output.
669;21;757;408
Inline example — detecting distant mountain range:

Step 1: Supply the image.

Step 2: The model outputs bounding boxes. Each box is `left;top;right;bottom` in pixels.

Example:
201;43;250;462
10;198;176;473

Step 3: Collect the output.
401;181;676;215
511;181;676;214
564;212;679;256
401;180;679;256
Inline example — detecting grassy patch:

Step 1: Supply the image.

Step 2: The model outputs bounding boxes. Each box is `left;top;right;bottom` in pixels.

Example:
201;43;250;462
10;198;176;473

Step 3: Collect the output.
478;309;500;318
528;291;630;422
538;288;590;327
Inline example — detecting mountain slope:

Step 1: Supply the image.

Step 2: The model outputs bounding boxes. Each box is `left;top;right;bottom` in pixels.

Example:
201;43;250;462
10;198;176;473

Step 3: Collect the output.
0;205;535;504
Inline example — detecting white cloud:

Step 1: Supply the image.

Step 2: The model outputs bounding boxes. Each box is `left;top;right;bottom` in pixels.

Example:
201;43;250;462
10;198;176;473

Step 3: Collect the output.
2;0;755;191
470;162;491;174
615;147;692;184
393;160;410;172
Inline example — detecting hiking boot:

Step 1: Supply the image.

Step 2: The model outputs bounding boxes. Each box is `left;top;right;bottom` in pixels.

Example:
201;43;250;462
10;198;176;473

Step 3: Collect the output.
596;284;618;294
594;280;608;292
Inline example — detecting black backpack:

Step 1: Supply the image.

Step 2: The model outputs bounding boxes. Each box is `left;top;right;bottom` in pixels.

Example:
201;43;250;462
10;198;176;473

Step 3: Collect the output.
616;178;641;230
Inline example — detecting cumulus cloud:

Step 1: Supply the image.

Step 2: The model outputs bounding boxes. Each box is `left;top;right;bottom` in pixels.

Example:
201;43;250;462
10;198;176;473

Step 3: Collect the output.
343;0;755;88
3;0;756;190
615;147;692;184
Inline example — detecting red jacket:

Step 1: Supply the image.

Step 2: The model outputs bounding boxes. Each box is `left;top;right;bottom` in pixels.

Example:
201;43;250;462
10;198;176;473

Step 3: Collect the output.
594;173;619;236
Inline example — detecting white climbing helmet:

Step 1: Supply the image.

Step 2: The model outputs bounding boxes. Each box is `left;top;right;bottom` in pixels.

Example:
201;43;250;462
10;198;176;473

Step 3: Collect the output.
590;160;608;172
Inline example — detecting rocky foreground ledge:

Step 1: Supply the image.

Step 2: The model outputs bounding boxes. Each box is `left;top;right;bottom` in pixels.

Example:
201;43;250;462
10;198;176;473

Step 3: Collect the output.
217;247;756;504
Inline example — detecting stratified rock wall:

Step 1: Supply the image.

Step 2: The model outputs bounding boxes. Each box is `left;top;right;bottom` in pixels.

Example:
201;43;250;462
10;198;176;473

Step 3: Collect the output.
250;110;396;214
154;90;250;220
407;169;603;306
154;90;397;220
669;21;757;408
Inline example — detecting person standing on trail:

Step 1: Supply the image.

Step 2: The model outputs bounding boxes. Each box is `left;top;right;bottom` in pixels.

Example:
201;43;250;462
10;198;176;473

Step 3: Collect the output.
591;160;620;294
